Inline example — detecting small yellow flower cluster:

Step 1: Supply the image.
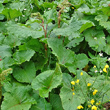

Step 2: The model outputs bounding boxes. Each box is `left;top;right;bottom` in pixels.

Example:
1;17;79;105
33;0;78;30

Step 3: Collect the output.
71;79;80;95
103;64;109;73
93;65;96;68
93;89;98;95
88;99;100;110
71;79;79;86
80;72;83;76
87;83;91;87
73;92;75;95
71;81;75;85
77;105;83;109
72;7;74;9
92;105;97;110
75;79;79;83
91;99;95;105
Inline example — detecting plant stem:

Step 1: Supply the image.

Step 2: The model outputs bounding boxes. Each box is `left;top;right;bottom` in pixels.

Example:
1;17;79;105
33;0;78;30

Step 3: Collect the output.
41;20;48;57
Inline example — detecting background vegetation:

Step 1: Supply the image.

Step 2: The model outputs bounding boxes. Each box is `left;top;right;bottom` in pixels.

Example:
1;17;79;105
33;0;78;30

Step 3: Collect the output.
0;0;110;110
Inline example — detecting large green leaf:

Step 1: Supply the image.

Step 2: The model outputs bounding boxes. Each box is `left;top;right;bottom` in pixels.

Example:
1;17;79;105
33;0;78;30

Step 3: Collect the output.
7;22;44;39
84;28;106;51
50;93;63;110
1;85;36;110
99;21;110;30
0;3;4;12
13;61;36;83
3;34;21;47
1;8;22;19
60;86;85;110
0;45;12;58
66;37;84;48
32;63;62;98
30;98;52;110
80;20;95;33
77;4;96;14
52;17;82;39
48;38;89;73
48;38;75;66
13;49;35;64
60;71;89;110
95;14;108;22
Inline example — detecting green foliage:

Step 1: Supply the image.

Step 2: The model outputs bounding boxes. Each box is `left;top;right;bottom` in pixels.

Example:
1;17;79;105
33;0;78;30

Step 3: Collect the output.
32;63;62;98
0;0;110;110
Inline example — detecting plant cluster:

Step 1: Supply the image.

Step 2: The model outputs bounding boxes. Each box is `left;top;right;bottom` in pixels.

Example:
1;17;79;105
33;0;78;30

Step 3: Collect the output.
0;0;110;110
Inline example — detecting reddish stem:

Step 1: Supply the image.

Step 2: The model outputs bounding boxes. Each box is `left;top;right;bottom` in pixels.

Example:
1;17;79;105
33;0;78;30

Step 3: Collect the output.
40;20;48;57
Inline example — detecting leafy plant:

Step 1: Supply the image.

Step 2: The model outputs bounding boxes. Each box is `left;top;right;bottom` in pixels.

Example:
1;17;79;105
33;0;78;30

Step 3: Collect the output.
0;0;110;110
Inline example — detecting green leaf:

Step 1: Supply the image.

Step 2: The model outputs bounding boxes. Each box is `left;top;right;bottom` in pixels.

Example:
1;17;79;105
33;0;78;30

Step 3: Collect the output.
0;45;12;58
44;9;56;24
95;14;108;22
0;33;5;44
23;39;44;52
13;61;36;83
84;28;106;51
1;8;22;19
34;54;48;71
3;34;21;47
0;22;6;32
50;93;63;110
7;22;44;39
48;38;89;73
80;20;95;33
2;57;15;69
60;86;85;110
60;70;89;110
104;44;110;55
77;4;95;14
101;6;110;16
0;3;4;12
0;14;4;20
66;37;84;48
48;38;75;66
70;0;85;8
99;21;110;30
13;49;35;64
52;17;82;39
1;85;36;110
32;63;62;98
30;98;52;110
62;73;73;87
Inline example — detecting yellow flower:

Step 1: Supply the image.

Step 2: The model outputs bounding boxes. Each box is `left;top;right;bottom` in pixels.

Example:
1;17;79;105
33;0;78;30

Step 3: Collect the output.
88;105;91;108
93;89;98;95
80;72;83;76
105;64;109;68
91;105;97;110
77;105;83;109
71;81;75;85
91;99;95;105
73;92;75;95
103;67;107;73
75;79;79;83
87;83;91;87
72;7;74;9
93;65;96;68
